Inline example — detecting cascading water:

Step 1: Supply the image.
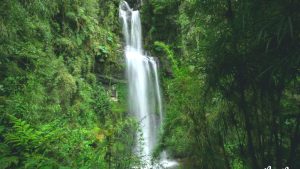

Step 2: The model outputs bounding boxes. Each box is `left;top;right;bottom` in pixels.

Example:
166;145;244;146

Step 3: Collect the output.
119;1;178;168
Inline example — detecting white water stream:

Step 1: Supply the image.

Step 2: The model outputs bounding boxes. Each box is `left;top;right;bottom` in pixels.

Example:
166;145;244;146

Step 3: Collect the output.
119;1;178;168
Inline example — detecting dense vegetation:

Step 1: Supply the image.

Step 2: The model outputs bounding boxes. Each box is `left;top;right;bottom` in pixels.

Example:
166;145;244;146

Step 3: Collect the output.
0;0;139;168
1;0;299;169
141;0;300;168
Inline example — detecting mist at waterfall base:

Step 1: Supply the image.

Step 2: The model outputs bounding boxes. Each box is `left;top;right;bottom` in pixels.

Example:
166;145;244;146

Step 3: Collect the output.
119;1;178;168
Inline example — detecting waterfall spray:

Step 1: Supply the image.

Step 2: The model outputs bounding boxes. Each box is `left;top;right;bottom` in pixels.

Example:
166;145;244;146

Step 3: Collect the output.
119;1;178;168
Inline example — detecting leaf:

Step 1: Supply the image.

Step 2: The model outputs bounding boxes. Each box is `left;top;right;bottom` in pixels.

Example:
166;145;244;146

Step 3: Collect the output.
0;126;4;133
288;16;294;38
0;143;10;155
98;45;109;54
0;156;19;169
66;12;77;21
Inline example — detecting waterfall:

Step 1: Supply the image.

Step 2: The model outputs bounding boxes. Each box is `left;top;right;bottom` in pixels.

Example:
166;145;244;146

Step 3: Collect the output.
119;1;178;168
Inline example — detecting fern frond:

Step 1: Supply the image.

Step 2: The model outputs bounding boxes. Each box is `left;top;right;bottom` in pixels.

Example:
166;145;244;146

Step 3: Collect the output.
0;156;19;169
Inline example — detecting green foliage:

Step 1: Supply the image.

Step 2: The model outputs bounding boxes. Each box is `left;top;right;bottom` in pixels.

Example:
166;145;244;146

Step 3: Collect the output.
1;0;299;168
143;0;300;168
0;0;136;168
154;41;178;73
111;83;127;114
4;115;61;151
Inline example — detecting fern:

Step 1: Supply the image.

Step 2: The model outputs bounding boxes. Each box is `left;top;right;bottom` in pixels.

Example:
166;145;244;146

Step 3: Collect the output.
0;156;19;169
24;154;59;169
4;115;62;152
0;141;19;169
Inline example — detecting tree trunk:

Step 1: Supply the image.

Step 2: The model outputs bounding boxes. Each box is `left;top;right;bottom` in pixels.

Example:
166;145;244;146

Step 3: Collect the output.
218;131;231;169
240;88;259;169
288;116;300;168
